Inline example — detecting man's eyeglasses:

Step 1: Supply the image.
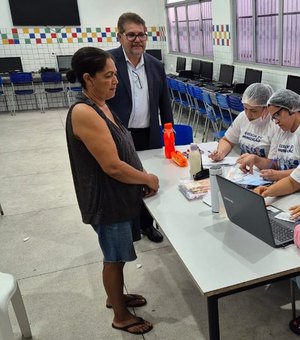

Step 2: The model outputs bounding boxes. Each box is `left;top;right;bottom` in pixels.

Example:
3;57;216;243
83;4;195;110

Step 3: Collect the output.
122;32;148;42
271;107;284;121
132;70;142;89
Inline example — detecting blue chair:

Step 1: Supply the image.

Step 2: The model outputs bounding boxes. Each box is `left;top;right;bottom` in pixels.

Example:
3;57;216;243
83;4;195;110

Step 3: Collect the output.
161;123;193;146
173;124;193;145
66;82;82;107
227;94;244;115
188;84;208;138
201;90;224;142
41;72;66;111
215;92;234;128
0;77;9;114
176;80;192;123
167;77;181;116
10;72;41;115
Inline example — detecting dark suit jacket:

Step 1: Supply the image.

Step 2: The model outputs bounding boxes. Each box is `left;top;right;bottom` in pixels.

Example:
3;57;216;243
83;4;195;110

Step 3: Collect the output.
107;46;173;149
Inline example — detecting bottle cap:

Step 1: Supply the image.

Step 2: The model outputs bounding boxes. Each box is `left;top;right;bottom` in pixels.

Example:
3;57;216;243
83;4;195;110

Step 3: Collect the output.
190;143;198;151
164;122;173;129
209;165;222;175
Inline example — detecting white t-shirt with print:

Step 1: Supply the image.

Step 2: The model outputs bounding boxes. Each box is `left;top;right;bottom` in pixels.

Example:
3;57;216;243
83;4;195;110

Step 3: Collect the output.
268;125;300;170
225;112;278;157
291;165;300;183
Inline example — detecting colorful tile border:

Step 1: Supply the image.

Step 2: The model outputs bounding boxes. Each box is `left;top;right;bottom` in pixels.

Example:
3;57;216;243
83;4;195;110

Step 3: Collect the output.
213;24;231;46
0;26;166;45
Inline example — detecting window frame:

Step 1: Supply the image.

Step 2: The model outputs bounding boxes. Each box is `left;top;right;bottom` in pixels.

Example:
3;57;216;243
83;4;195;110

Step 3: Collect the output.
234;0;300;69
165;0;213;58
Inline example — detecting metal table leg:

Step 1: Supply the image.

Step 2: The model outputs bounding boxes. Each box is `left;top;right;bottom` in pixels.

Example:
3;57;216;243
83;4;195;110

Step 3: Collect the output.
207;296;220;340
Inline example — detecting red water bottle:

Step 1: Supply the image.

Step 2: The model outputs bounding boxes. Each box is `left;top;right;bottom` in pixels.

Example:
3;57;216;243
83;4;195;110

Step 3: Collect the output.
163;122;175;159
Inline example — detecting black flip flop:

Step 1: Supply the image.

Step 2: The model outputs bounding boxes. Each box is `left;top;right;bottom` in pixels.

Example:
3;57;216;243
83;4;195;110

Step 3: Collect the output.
112;317;153;335
106;294;147;309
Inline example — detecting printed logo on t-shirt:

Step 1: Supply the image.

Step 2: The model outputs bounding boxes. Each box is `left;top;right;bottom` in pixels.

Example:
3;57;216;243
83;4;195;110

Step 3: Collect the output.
275;158;299;170
242;131;262;143
240;143;266;157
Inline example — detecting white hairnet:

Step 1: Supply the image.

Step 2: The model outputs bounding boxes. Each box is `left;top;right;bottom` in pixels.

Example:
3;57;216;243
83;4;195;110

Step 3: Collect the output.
242;83;274;107
267;89;300;112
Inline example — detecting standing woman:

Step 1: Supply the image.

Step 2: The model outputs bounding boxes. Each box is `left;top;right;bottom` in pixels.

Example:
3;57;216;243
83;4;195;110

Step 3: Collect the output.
66;47;157;335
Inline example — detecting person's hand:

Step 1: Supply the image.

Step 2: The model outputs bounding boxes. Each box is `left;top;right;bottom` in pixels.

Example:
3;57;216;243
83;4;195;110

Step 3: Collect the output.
253;185;269;196
259;169;278;181
144;174;159;197
208;150;225;161
289;205;300;220
237;153;256;174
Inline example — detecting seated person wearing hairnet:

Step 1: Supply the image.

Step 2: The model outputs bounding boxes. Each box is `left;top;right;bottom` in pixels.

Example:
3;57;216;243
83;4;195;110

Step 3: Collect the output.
238;89;300;181
209;83;276;161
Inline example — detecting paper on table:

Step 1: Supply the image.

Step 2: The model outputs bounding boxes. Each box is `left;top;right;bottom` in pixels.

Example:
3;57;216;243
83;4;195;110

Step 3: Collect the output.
202;155;238;167
234;171;272;186
274;212;295;223
226;166;272;186
198;141;218;156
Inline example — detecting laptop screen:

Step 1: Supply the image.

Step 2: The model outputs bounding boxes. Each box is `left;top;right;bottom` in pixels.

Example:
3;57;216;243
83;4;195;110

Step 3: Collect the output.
216;175;293;247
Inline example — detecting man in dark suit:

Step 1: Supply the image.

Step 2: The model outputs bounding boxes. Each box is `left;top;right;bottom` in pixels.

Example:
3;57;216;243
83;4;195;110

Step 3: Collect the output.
107;12;173;243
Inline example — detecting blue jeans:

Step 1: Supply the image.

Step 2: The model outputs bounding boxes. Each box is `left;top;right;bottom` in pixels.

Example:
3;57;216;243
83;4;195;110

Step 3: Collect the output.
92;221;137;263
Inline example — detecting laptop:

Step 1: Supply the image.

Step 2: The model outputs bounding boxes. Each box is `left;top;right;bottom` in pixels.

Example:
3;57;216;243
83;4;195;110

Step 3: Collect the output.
216;175;295;248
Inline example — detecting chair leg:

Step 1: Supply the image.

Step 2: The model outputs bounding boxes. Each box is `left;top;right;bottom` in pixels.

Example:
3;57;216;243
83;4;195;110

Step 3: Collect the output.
0;306;15;340
0;203;3;215
11;283;32;339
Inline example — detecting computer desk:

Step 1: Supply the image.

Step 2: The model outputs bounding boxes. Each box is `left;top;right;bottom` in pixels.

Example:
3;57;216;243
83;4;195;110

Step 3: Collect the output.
138;146;300;340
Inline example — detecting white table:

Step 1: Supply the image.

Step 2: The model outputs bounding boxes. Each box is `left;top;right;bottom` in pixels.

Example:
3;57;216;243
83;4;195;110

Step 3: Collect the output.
139;146;300;340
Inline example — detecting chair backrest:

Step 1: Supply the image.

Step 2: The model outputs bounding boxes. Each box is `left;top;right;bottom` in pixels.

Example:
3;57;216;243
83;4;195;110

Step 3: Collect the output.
189;84;206;114
202;90;218;122
227;94;244;113
174;124;193;145
191;85;203;101
201;90;213;106
160;123;193;146
215;93;230;110
176;80;189;105
41;72;63;83
215;93;233;125
9;72;33;84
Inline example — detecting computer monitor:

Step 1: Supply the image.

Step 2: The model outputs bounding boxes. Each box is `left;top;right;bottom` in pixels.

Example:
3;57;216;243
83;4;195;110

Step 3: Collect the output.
286;75;300;95
191;59;201;78
244;68;262;85
176;57;186;73
145;49;162;61
0;57;23;74
218;64;234;86
200;61;213;81
56;55;73;72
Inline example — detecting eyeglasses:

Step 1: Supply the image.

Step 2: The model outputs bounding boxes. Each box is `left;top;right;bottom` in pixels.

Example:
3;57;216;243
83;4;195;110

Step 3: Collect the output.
271;107;284;121
122;32;148;42
132;70;142;89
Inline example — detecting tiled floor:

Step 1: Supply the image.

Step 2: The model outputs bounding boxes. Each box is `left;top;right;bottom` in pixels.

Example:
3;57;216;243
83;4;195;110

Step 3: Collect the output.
0;108;299;339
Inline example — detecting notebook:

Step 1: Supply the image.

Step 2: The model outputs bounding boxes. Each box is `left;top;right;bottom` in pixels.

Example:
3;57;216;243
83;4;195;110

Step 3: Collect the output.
216;175;295;248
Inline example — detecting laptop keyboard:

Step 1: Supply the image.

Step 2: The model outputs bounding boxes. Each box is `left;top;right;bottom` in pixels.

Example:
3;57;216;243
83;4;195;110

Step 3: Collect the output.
270;219;294;242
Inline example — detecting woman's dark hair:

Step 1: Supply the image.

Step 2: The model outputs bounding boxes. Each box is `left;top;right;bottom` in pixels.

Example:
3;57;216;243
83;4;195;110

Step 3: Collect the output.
117;12;146;34
66;47;112;89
